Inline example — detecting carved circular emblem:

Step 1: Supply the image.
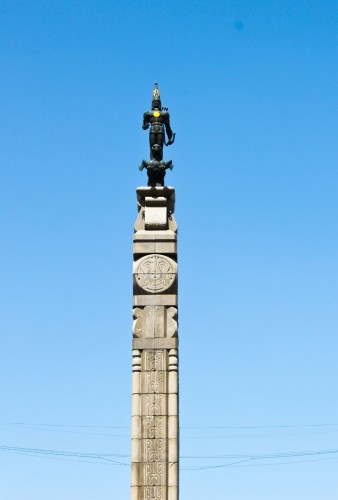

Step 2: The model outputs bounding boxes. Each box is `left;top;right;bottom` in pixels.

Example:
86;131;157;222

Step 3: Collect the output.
135;254;175;293
153;111;160;118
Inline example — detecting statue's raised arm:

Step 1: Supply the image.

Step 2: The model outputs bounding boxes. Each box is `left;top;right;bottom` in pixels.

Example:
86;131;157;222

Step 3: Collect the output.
139;83;176;187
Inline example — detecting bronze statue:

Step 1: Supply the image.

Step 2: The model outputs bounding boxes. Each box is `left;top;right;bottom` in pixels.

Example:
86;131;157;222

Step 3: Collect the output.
139;83;176;187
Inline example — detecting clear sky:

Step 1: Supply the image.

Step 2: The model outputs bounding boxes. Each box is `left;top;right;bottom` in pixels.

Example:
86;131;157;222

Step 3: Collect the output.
1;1;338;498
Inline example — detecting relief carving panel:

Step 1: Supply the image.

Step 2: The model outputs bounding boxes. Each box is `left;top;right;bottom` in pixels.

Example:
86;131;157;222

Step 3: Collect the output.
144;394;165;416
144;351;166;371
144;486;164;500
133;308;143;338
146;438;163;462
144;486;163;500
142;416;166;439
145;307;165;338
146;462;163;486
133;307;177;339
135;255;176;294
166;307;178;338
146;371;164;394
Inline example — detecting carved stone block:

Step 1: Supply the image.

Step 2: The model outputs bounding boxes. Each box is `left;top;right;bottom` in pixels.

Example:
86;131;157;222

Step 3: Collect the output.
145;207;167;230
142;416;167;439
142;393;167;416
133;295;177;307
142;350;167;371
142;438;167;463
133;306;165;338
133;254;177;295
133;239;177;255
133;307;178;339
133;338;178;350
166;308;178;338
133;308;143;338
145;307;165;338
141;371;167;395
133;230;177;254
141;462;167;486
141;486;164;500
134;230;177;241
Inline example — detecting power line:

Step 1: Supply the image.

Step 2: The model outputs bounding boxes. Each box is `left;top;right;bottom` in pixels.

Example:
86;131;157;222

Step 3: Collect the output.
2;421;338;430
180;449;338;470
2;421;338;441
0;445;129;466
181;456;338;470
2;444;338;471
181;423;338;429
0;421;129;429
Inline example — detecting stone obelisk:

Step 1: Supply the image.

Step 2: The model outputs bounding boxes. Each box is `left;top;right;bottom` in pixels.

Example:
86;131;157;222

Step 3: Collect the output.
131;85;178;500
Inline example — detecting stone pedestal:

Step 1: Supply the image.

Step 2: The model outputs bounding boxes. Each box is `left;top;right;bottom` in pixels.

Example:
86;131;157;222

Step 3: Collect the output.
131;187;179;500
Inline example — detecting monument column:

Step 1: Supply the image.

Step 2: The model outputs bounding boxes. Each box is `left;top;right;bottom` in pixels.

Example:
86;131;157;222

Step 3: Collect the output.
131;187;179;500
131;83;178;500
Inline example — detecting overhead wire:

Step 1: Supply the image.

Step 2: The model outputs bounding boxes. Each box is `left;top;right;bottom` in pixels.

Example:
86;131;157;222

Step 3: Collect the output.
2;421;338;430
180;449;338;470
2;421;338;439
2;444;338;470
0;445;129;466
2;421;338;471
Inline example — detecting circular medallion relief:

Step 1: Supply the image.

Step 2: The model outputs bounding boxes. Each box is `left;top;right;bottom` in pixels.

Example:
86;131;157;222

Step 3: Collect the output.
135;254;176;293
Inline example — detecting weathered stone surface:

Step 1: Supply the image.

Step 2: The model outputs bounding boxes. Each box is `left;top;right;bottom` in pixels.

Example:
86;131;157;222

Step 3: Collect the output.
134;230;177;241
168;416;178;439
131;438;142;462
131;394;141;416
168;394;178;416
133;239;177;255
133;294;177;307
168;486;178;500
130;486;139;500
132;308;144;338
131;463;140;486
167;308;178;338
144;197;168;230
133;338;178;350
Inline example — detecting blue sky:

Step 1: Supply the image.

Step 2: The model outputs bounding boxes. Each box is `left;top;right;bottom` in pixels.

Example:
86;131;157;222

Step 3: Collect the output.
0;1;337;498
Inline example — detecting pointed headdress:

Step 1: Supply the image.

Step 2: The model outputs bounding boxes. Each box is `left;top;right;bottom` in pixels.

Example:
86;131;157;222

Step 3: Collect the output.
152;82;161;101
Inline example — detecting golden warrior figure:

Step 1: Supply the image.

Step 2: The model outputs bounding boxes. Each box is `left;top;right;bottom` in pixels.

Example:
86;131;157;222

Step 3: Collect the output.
139;83;176;186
